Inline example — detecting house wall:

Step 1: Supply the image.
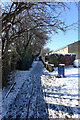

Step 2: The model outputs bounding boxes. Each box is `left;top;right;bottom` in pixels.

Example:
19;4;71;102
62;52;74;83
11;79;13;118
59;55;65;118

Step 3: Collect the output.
52;41;80;59
68;41;80;59
54;46;68;54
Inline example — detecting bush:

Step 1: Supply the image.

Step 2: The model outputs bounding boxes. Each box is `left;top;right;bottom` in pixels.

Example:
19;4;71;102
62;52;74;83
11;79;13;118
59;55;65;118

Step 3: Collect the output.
60;55;73;66
2;49;33;87
49;54;59;67
46;64;53;72
45;55;49;62
46;53;75;68
72;55;76;62
58;54;64;64
16;55;32;70
48;65;53;72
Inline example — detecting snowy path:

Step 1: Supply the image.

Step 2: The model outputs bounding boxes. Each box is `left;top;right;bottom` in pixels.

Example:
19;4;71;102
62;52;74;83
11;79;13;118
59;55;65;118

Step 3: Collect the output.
2;61;80;119
2;62;49;119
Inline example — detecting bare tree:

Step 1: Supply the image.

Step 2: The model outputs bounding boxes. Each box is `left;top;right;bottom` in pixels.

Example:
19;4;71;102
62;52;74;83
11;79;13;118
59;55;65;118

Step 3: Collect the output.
2;2;77;86
2;2;77;56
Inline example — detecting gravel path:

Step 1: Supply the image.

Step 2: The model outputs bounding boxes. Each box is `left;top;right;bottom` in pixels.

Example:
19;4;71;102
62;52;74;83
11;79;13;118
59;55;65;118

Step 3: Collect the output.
2;62;49;119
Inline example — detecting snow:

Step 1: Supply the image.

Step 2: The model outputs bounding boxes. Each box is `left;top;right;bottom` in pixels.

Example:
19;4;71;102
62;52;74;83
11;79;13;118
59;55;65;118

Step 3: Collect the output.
2;61;39;118
41;65;80;118
73;59;80;67
2;61;80;119
58;64;65;66
49;52;76;56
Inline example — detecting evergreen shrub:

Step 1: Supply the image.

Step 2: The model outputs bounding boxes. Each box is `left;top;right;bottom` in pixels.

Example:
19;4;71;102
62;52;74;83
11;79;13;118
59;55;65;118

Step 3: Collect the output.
49;54;59;67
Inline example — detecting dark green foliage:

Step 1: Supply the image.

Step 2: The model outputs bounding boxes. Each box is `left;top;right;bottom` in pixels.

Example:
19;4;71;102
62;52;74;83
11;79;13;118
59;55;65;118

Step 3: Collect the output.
72;55;76;62
47;65;53;72
16;50;33;70
49;54;59;67
2;49;33;87
45;55;49;62
45;64;53;72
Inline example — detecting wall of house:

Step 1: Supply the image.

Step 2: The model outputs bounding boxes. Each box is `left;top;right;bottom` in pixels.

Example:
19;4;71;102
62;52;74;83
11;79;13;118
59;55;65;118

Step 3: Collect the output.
54;46;68;54
48;41;80;59
68;41;80;59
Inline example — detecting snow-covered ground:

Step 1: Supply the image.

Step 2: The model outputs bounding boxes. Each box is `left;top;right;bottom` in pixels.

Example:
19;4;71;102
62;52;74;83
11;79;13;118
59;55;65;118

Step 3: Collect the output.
41;65;80;118
2;61;80;119
2;61;39;118
2;61;38;99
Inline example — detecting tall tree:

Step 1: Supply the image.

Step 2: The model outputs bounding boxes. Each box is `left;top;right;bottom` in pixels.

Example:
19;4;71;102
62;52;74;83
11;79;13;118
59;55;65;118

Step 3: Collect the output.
2;2;77;86
2;2;77;56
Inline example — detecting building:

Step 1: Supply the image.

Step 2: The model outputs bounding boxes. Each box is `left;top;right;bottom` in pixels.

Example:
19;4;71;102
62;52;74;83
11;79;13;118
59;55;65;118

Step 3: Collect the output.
51;40;80;59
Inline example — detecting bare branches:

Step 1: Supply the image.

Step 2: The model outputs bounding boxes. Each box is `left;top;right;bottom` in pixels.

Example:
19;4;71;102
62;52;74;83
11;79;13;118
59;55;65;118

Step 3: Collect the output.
2;2;77;57
2;2;35;28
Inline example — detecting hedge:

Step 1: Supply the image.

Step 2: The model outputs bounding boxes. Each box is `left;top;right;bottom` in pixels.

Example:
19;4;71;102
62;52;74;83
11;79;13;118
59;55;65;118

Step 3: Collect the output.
47;53;76;67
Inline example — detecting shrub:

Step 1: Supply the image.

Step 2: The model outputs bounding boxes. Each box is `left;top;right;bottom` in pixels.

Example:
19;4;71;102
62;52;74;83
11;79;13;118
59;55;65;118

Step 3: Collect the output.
58;54;64;64
49;54;59;67
16;51;33;70
46;53;75;68
43;62;54;72
45;55;49;62
60;55;73;66
47;64;53;72
72;55;76;62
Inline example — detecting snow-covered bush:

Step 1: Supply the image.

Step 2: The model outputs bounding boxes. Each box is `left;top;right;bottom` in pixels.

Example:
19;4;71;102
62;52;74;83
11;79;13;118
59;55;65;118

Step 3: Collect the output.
47;53;76;67
73;59;80;67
